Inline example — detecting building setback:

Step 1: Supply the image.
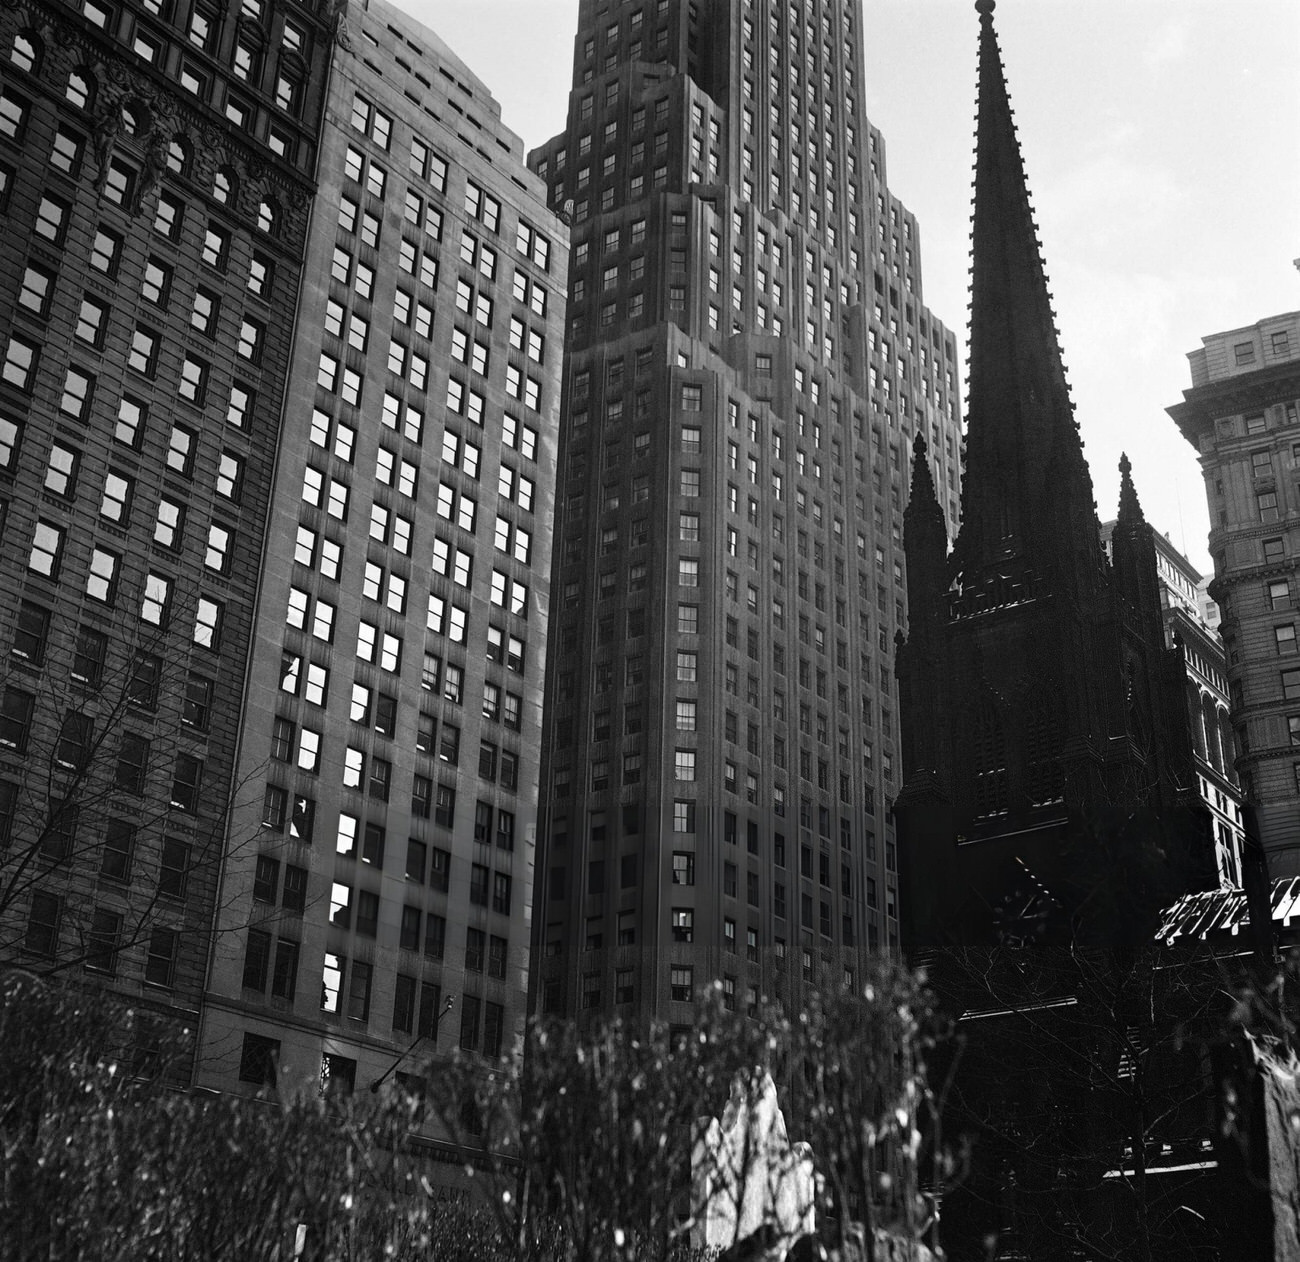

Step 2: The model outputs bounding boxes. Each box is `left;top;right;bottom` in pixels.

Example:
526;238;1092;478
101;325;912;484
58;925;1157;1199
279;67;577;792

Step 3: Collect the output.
528;0;963;1023
1168;311;1300;877
198;0;564;1100
0;0;329;1070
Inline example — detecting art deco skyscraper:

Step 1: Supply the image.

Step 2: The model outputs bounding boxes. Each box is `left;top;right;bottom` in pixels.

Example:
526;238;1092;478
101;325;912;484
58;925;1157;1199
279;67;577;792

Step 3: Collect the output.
529;0;963;1021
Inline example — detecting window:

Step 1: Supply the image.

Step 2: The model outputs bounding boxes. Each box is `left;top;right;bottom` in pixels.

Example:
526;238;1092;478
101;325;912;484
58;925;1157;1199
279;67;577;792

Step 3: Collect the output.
115;395;146;449
128;326;160;378
159;838;189;898
115;732;149;794
0;87;29;141
144;928;177;987
170;755;203;813
0;687;35;752
672;851;695;885
670;966;693;1002
85;547;119;604
18;263;55;317
35;195;70;245
1;332;38;391
11;601;50;666
194;597;223;649
25;891;60;958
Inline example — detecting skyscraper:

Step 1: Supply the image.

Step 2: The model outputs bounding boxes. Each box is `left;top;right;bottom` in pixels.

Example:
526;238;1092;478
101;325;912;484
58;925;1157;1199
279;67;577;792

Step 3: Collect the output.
528;0;963;1022
1168;310;1300;877
197;0;565;1098
0;0;330;1065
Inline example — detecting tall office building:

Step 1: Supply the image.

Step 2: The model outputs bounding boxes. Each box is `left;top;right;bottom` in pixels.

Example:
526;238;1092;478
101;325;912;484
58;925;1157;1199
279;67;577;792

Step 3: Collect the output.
1101;519;1246;887
198;0;564;1098
1169;310;1300;876
528;0;963;1021
0;0;329;1066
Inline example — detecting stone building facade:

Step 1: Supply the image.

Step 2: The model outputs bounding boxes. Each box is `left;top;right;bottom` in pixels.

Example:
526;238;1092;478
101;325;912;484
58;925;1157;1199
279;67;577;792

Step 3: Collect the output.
0;0;329;1070
1169;310;1300;877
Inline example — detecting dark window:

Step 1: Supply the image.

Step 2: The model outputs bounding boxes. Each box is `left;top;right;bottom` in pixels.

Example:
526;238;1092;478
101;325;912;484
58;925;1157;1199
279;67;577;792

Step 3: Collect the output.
114;732;150;794
55;711;94;771
71;627;107;686
418;981;443;1039
470;862;489;906
405;838;426;883
238;1032;279;1085
144;927;177;987
128;652;161;709
354;889;379;938
171;754;203;812
25;890;60;956
0;687;34;752
493;871;512;915
282;864;307;912
430;846;450;892
400;904;421;951
459;993;481;1052
85;907;121;975
393;973;416;1033
424;912;445;960
272;938;299;1000
158;838;189;899
243;928;271;990
182;675;212;730
488;935;507;979
101;819;134;881
253;855;279;903
11;601;50;664
362;822;385;867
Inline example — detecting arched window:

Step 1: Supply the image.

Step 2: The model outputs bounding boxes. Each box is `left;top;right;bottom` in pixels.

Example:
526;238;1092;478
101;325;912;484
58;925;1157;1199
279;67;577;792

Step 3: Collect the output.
121;103;142;136
11;31;40;73
66;68;95;110
1185;684;1206;762
972;703;1009;818
1217;708;1237;785
167;136;190;175
1024;698;1064;806
256;197;279;235
1201;694;1222;774
213;165;237;206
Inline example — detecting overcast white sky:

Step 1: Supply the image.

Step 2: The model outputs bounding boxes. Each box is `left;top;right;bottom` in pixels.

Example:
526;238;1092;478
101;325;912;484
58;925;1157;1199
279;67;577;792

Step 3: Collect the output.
408;0;1300;573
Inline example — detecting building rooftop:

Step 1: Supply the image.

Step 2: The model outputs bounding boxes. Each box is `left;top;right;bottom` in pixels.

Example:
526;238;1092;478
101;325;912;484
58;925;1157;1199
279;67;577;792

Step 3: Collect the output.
1158;876;1300;946
1186;310;1300;389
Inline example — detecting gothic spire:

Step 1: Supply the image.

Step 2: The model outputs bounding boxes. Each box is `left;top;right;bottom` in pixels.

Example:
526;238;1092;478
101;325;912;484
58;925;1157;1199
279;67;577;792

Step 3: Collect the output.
1116;452;1145;525
902;433;950;629
953;0;1104;590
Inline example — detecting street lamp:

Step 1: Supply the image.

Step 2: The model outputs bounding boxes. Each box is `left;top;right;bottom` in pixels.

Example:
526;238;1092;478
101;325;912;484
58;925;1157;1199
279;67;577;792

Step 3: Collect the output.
367;993;454;1093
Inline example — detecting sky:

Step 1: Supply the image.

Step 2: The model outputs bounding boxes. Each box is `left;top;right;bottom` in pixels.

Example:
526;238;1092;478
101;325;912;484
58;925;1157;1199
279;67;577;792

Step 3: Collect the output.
409;0;1300;573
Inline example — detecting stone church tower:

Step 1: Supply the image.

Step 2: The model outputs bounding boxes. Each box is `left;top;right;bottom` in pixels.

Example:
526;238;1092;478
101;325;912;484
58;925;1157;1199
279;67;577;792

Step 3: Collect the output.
894;0;1214;953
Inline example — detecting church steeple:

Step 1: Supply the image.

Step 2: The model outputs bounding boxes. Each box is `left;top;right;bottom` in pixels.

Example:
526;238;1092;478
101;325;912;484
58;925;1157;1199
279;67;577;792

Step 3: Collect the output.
1116;451;1145;526
953;0;1105;595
